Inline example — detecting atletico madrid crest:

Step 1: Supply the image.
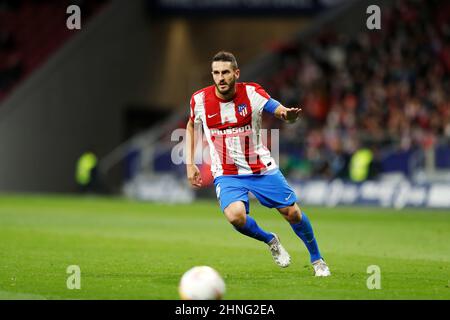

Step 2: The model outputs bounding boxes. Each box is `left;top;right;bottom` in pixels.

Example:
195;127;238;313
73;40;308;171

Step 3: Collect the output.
238;103;248;117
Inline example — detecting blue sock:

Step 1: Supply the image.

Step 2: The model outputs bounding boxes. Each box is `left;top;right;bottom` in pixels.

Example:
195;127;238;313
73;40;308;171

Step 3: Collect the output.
234;215;274;244
290;212;322;263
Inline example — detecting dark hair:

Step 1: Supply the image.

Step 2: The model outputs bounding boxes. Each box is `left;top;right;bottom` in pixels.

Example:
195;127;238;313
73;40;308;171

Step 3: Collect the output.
212;51;238;69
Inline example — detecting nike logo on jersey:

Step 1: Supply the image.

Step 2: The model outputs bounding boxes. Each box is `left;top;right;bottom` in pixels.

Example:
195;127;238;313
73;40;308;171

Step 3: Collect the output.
285;193;293;201
207;113;218;119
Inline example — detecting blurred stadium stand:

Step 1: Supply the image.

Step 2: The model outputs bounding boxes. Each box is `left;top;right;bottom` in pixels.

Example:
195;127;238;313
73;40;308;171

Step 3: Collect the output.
0;0;154;192
0;0;315;193
258;0;450;183
0;0;109;101
109;0;450;208
0;0;449;208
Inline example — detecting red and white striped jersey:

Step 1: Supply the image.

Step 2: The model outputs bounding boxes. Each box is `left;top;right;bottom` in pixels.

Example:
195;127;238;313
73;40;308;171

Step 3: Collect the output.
189;82;278;178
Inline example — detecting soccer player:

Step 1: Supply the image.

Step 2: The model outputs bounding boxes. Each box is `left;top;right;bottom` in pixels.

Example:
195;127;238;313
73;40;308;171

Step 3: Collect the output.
185;51;330;277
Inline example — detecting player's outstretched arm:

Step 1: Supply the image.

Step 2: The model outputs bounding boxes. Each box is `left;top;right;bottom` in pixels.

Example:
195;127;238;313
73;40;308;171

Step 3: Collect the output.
186;119;202;187
274;105;302;123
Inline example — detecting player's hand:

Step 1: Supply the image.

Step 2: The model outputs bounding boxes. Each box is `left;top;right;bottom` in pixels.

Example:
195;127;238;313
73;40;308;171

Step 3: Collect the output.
187;164;202;187
282;107;302;123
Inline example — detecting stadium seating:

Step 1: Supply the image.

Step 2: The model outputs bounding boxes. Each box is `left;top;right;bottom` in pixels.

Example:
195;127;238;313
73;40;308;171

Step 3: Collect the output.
0;0;109;102
259;0;450;180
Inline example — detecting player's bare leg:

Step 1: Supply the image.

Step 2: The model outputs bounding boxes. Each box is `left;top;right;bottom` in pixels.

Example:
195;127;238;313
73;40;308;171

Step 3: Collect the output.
277;203;331;276
223;201;247;227
224;201;290;268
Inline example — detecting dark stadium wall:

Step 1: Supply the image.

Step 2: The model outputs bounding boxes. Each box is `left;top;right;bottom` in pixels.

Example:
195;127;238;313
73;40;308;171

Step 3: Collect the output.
146;16;310;109
0;0;311;193
0;0;154;192
145;0;394;109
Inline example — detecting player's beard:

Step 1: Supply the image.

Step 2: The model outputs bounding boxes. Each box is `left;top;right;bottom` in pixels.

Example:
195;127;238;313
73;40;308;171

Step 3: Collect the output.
216;77;236;96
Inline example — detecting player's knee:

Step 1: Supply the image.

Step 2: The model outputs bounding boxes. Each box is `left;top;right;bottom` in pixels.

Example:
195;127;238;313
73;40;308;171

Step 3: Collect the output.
224;202;246;227
225;211;246;227
282;204;302;224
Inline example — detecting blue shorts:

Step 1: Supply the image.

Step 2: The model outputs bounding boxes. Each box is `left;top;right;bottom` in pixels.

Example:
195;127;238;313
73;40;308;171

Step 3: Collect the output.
213;169;298;213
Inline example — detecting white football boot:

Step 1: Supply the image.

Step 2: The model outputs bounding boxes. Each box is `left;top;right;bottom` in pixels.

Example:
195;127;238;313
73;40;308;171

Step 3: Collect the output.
267;233;291;268
312;259;331;277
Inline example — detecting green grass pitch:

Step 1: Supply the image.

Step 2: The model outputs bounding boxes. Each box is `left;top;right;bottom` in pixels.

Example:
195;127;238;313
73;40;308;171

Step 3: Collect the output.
0;194;449;300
